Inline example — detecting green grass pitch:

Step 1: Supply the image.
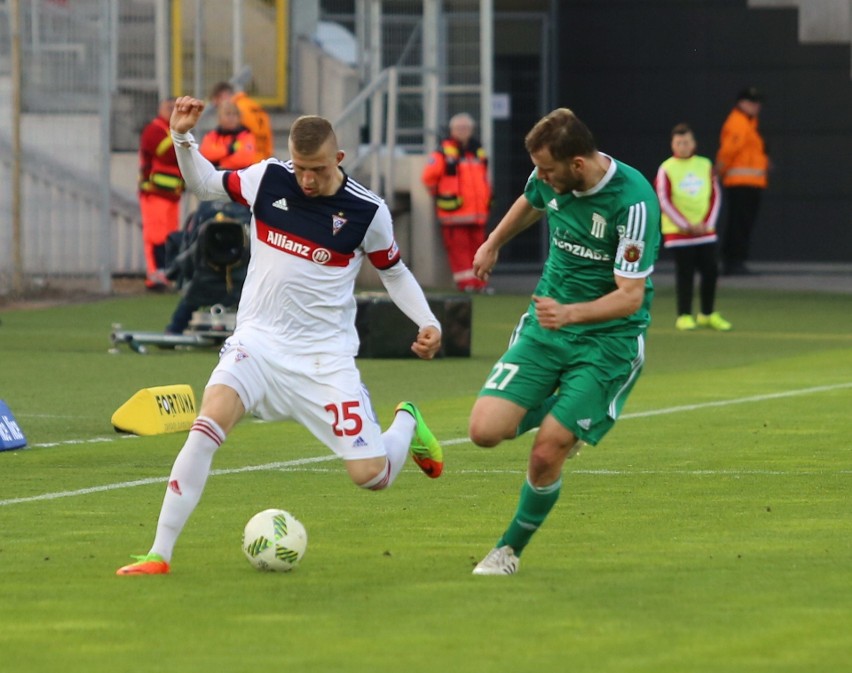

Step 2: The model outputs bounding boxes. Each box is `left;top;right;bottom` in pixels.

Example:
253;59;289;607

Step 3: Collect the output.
1;285;850;672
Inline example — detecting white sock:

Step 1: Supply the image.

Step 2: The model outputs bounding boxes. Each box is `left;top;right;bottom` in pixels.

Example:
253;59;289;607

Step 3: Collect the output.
150;416;226;561
382;408;415;486
360;409;415;490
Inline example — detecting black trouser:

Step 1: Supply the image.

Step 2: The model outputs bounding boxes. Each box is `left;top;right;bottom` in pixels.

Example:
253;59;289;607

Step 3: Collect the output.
721;186;763;268
673;242;719;316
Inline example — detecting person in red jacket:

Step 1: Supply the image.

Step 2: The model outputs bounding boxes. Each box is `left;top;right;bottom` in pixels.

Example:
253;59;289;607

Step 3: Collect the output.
200;100;257;170
421;113;493;293
715;86;769;276
138;97;184;289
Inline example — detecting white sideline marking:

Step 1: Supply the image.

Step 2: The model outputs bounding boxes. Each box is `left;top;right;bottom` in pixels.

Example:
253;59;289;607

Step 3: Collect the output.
620;381;852;419
0;456;336;506
2;381;850;507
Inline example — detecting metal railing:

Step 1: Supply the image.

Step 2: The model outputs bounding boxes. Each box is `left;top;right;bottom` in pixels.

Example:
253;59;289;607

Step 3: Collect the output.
333;65;401;209
0;134;143;294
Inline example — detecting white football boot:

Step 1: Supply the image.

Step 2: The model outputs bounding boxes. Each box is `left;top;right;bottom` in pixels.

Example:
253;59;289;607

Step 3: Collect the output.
472;545;520;575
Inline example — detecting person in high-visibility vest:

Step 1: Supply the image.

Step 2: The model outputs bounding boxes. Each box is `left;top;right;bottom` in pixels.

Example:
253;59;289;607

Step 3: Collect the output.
209;82;274;163
656;123;731;332
200;100;257;170
421;113;493;293
138;98;185;289
715;86;769;276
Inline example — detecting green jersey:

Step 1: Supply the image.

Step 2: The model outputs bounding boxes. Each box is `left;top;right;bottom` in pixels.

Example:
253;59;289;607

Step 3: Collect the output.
522;155;661;338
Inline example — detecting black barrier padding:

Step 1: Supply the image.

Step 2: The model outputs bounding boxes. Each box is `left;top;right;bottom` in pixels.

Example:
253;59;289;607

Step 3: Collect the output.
355;294;471;358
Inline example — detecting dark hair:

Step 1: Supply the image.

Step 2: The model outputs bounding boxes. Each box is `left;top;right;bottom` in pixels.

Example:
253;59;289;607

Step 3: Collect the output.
524;108;596;160
289;115;337;155
737;86;764;103
671;123;693;137
209;81;234;99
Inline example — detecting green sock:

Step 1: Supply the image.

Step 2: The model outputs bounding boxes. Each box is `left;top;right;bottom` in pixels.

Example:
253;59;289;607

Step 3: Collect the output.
516;395;558;437
497;477;562;555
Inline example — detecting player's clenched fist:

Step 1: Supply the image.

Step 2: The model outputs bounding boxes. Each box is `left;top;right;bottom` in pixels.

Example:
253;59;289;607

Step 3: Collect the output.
411;325;442;360
170;96;206;134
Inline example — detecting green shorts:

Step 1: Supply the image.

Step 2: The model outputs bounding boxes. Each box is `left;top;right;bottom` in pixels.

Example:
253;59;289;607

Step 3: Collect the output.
479;331;646;445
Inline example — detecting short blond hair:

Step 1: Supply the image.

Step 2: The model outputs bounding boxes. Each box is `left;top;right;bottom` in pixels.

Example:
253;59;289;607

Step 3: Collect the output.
289;115;337;155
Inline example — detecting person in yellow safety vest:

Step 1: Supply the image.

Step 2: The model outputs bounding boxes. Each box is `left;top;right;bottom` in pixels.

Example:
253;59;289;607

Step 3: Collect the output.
138;97;185;289
421;112;493;293
715;86;769;276
656;123;731;332
209;81;274;163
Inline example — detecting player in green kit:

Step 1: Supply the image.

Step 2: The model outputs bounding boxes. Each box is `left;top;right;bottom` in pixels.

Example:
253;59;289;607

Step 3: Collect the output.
468;108;661;575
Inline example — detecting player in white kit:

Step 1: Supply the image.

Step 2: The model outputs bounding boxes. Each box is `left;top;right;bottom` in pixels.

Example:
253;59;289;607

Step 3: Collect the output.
118;96;444;575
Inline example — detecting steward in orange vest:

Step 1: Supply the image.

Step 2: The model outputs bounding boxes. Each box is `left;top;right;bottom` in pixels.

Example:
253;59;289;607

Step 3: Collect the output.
715;86;768;275
209;82;273;162
200;101;258;170
422;135;491;226
421;113;493;292
232;91;273;162
716;89;768;189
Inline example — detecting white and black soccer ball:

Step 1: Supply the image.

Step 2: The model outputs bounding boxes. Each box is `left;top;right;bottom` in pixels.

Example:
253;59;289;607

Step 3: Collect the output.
242;508;307;572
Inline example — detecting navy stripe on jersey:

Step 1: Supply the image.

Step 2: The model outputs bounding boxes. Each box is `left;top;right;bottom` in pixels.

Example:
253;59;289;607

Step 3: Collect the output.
226;161;401;268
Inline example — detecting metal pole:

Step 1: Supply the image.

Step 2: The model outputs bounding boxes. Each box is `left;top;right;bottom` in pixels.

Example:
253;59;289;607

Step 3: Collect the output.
479;0;493;184
422;0;439;154
384;66;398;211
368;0;383;193
233;0;244;74
194;1;204;98
354;0;368;85
10;0;23;294
98;0;113;293
155;0;170;98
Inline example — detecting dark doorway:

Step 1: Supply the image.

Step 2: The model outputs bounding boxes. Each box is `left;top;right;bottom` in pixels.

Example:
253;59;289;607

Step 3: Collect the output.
491;15;549;272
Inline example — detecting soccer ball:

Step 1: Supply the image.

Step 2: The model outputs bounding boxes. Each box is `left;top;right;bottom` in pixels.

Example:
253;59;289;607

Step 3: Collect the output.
242;508;308;572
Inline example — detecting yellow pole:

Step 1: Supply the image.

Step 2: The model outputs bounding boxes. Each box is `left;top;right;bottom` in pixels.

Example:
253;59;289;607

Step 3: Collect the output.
171;0;184;97
278;0;288;107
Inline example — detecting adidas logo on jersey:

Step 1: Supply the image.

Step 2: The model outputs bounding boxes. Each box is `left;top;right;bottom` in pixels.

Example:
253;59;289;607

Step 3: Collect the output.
352;436;368;448
577;418;592;430
272;198;289;211
547;198;559;210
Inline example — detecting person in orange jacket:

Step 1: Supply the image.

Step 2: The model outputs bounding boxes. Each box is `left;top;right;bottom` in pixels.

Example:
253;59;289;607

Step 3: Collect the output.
200;100;257;170
715;86;769;276
209;81;273;162
421;113;493;293
138;97;184;289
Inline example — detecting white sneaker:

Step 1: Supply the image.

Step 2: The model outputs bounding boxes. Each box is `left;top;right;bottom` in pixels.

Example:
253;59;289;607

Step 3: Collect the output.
472;545;519;575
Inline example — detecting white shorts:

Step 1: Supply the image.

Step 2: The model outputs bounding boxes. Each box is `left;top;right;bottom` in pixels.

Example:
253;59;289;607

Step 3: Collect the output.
208;336;386;461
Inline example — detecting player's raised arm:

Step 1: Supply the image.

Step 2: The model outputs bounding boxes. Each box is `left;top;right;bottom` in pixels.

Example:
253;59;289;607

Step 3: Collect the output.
473;195;539;281
170;96;205;134
169;95;229;202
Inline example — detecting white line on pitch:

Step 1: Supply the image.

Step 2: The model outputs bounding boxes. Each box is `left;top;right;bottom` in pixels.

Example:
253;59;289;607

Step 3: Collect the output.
3;381;850;507
620;381;852;419
0;455;337;506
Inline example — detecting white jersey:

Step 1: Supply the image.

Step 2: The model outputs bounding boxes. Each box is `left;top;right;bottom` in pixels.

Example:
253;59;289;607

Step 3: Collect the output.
172;130;440;357
221;159;402;357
